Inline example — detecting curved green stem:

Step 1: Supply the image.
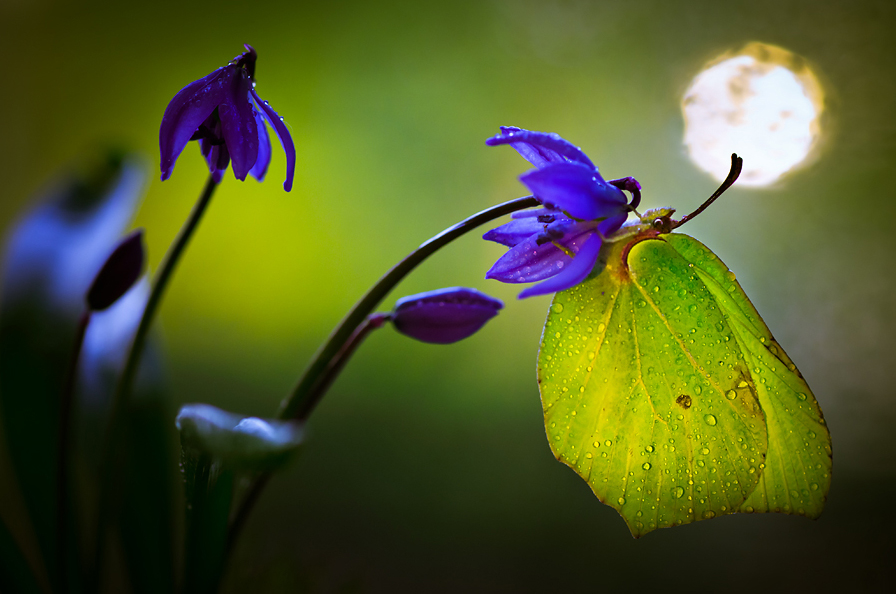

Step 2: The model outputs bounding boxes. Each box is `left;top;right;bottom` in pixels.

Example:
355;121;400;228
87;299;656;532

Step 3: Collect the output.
90;174;219;591
278;195;539;420
225;195;539;556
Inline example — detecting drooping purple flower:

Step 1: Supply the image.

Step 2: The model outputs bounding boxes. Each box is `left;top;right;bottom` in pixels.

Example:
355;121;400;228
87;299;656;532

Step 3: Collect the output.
484;127;641;298
391;287;503;344
159;44;296;191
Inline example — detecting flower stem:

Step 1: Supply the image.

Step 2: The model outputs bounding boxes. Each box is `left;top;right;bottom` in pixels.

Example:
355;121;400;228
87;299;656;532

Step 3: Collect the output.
278;194;539;420
225;195;539;554
90;174;219;590
56;310;90;594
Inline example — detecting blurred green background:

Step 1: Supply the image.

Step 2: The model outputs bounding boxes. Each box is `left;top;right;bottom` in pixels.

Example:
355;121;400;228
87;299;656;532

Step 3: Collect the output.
2;0;895;591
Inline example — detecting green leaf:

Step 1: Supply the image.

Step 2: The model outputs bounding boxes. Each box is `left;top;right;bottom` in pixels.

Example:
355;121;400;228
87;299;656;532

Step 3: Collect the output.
176;404;304;593
180;450;234;594
539;230;831;537
119;395;176;594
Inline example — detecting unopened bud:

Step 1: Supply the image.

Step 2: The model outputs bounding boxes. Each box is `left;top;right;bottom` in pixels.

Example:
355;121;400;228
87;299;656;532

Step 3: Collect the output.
391;287;503;344
86;229;145;311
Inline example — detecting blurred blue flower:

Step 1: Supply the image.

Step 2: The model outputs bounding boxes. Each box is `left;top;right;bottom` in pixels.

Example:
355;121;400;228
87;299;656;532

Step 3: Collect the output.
391;287;503;344
2;156;146;315
483;127;639;298
159;44;296;191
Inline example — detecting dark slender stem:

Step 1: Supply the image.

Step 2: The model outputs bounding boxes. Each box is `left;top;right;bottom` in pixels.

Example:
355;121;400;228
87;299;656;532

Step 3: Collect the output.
278;195;539;421
673;153;743;229
296;313;390;421
226;194;540;559
56;310;91;594
90;174;219;591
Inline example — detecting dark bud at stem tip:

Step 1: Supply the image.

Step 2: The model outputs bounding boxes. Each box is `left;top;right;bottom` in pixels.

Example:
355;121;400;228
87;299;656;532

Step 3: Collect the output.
86;229;145;311
391;287;504;345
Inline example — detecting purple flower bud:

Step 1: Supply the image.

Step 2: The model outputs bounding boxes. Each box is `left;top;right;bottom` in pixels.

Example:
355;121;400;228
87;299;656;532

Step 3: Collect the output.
86;229;145;311
391;287;503;344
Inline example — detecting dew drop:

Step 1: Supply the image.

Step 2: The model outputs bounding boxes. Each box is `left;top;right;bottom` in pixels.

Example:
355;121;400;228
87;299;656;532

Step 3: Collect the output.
725;389;737;400
605;440;612;447
797;392;808;401
552;303;564;314
704;414;717;426
674;486;685;499
597;323;606;333
617;497;626;505
645;445;655;453
642;462;652;470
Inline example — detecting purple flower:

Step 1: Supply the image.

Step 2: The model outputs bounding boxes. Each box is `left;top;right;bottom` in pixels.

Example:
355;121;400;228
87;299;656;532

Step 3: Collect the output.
159;44;296;191
391;287;503;344
483;127;640;298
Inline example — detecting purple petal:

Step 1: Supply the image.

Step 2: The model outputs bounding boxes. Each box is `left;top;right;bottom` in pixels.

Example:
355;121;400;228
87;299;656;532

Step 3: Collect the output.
252;90;296;192
520;162;628;220
199;115;231;179
518;232;603;299
249;110;272;181
159;68;228;181
485;127;595;169
217;69;258;181
482;217;547;247
598;212;628;236
511;207;558;219
485;230;592;283
392;287;503;344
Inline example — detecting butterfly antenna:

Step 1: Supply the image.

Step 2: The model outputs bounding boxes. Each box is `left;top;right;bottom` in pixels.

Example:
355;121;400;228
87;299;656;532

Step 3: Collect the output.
672;154;743;229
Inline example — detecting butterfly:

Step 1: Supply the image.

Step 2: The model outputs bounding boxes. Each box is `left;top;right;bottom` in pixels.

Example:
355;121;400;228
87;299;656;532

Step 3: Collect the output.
538;155;832;536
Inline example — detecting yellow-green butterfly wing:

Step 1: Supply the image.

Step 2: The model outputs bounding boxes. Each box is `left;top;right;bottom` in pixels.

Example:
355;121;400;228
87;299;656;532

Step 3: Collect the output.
539;230;831;536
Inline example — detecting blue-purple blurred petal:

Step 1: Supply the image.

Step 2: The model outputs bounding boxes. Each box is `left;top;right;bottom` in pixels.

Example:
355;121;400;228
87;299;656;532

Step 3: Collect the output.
249;110;272;181
79;276;150;409
2;157;147;315
159;69;227;181
485;230;591;284
252;90;296;192
520;162;627;220
518;232;603;299
486;127;595;169
392;287;503;344
217;71;258;181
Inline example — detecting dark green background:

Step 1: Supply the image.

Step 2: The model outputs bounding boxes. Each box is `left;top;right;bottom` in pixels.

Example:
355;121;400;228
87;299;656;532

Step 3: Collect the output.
1;0;894;591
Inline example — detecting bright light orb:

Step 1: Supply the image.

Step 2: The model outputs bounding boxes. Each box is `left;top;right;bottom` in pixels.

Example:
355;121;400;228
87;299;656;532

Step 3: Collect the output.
682;43;825;187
